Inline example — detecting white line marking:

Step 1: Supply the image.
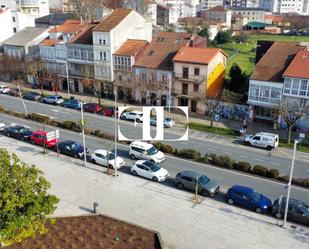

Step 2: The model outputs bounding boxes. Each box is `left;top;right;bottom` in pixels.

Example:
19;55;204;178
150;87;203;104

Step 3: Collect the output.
270;162;280;165
52;109;60;112
239;155;248;158
254;158;264;162
208;148;215;151
224;152;233;155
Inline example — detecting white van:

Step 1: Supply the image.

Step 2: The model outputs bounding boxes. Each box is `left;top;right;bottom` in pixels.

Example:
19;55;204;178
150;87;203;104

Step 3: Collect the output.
244;133;279;150
129;141;165;163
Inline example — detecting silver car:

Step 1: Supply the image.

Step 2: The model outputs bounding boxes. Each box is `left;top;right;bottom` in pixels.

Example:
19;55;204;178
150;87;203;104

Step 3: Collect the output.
150;118;175;128
175;171;220;197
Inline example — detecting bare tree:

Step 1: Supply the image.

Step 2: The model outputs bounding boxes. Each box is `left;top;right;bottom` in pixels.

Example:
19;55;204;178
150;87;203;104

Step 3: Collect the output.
26;58;45;95
279;100;302;145
0;55;26;82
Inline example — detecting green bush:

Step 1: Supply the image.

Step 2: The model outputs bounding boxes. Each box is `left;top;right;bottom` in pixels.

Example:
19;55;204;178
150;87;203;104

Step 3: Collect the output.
0;105;4;112
234;161;251;172
27;113;50;123
252;165;268;177
153;143;174;154
268;169;280;179
175;149;201;160
292;178;309;187
91;129;101;136
207;153;221;166
278;175;289;183
61;120;80;131
199;154;210;163
218;155;235;169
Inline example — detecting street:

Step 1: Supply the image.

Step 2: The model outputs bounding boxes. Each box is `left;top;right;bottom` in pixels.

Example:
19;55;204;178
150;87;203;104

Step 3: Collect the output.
0;94;309;178
1;112;309;203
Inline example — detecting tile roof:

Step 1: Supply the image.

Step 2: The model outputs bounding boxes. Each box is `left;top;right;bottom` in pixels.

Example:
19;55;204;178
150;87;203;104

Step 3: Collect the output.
250;42;305;83
3;27;49;47
114;39;149;56
69;23;99;44
173;47;226;65
35;12;74;26
283;50;309;79
40;39;57;46
93;8;132;32
134;32;192;70
48;19;89;33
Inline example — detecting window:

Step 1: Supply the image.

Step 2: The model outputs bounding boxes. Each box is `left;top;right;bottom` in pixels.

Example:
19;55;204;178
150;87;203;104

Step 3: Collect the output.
194;68;200;76
300;80;307;96
148;50;154;56
194;84;199;92
99;51;107;61
13;27;17;33
12;17;16;22
253;136;261;141
292;79;299;95
249;84;259;101
182;83;188;95
183;67;189;79
99;39;102;44
284;78;292;94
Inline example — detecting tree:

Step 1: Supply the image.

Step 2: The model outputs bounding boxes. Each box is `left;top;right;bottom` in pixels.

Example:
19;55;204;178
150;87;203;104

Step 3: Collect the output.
214;30;232;44
0;55;26;82
26;59;45;95
279;100;302;145
198;27;210;40
0;150;59;246
234;32;249;43
228;63;248;93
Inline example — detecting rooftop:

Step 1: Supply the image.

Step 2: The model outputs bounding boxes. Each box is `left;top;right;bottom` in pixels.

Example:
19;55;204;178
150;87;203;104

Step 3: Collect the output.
93;8;132;32
251;42;305;83
35;12;74;26
283;49;309;79
173;47;227;65
114;39;148;56
3;27;49;47
206;6;230;12
48;19;89;34
134;32;192;70
229;7;267;11
69;23;99;45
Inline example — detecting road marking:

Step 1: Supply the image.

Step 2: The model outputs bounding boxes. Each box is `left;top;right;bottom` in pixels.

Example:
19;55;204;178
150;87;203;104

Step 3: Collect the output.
239;155;248;159
270;162;281;165
208;148;215;151
224;152;233;155
52;109;60;112
254;158;264;162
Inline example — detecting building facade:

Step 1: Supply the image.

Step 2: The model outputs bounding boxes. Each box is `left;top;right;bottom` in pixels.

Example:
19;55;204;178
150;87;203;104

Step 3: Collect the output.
259;0;308;15
200;6;232;27
230;0;260;8
1;0;50;17
230;7;267;22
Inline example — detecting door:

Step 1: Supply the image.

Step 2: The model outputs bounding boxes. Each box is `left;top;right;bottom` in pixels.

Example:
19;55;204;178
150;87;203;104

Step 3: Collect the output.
290;205;305;224
74;79;79;92
232;191;248;207
181;176;196;191
191;100;197;112
252;136;261;147
136;164;148;178
96;153;107;166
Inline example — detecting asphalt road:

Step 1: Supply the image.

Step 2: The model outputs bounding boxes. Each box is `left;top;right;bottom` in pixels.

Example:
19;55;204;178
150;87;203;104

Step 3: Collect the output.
0;94;309;178
1;112;309;204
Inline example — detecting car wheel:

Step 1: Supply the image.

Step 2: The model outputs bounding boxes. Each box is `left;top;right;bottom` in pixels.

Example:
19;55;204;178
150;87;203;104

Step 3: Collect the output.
43;99;46;103
20;136;24;141
266;146;272;151
132;170;137;176
6;133;10;137
201;190;209;197
74;154;79;159
122;116;127;120
130;154;136;160
150;159;155;163
176;182;184;189
31;140;35;145
244;141;251;146
91;158;96;164
275;213;282;219
227;198;234;205
108;164;114;170
255;207;262;213
152;176;158;182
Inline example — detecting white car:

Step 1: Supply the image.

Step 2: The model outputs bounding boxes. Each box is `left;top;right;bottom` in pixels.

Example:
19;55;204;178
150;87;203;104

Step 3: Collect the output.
42;95;64;105
131;160;169;182
91;149;125;169
0;121;6;131
244;132;279;150
0;86;10;94
129;141;165;163
121;111;143;122
150;117;175;128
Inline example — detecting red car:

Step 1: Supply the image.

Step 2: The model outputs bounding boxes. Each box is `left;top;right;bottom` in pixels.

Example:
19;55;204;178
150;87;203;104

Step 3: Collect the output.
31;130;59;148
103;106;118;117
83;103;103;113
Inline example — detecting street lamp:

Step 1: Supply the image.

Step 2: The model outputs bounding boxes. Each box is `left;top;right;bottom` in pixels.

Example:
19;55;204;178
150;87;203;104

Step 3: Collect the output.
66;60;71;98
283;133;304;228
113;84;118;177
80;102;87;167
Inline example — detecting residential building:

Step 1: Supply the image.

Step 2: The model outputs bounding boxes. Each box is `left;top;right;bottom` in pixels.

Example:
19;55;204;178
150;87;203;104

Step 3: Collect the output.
172;47;227;113
3;26;49;59
230;7;267;22
200;5;232;27
113;39;149;102
133;32;207;106
196;0;224;14
92;8;152;96
248;42;305;121
0;0;50;17
230;0;260;8
259;0;308;15
0;7;35;45
231;14;248;30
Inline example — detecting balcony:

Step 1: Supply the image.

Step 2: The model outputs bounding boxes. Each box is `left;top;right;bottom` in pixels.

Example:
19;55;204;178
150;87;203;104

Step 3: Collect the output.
174;72;205;83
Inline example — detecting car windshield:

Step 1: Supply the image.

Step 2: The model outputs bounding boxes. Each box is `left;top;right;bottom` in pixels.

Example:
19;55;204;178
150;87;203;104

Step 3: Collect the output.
107;152;116;160
147;146;158;155
198;175;209;185
70;143;81;149
145;162;161;172
249;192;262;202
165;118;172;122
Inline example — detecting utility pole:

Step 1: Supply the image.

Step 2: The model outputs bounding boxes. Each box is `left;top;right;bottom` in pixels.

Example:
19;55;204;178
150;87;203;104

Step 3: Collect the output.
66;60;70;99
18;84;28;115
80;102;87;167
114;84;118;177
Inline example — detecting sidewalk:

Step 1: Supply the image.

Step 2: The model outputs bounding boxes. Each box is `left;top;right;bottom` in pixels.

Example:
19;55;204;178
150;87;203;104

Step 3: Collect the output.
2;136;308;249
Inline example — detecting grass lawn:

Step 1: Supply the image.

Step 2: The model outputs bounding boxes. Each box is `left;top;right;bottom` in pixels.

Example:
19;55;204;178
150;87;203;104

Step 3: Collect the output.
189;122;239;137
213;34;309;77
279;140;309;153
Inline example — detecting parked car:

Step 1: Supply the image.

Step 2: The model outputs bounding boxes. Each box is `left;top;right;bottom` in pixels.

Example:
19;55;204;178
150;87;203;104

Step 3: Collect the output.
121;111;143;122
175;171;220;197
150;117;175;128
83;103;103;113
3;125;33;141
23;92;41;101
42;95;64;105
129;141;165;163
131;160;169;182
272;197;309;226
31;130;59;148
244;132;279;150
90;149;124;169
226;185;272;213
62;99;82;110
0;121;6;131
7;88;23;97
0;86;10;94
103;106;118;117
56;140;88;159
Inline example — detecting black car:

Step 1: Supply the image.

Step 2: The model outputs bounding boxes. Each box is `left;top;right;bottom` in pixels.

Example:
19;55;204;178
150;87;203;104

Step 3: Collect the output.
57;140;88;159
272;197;309;226
3;125;33;141
23;92;41;101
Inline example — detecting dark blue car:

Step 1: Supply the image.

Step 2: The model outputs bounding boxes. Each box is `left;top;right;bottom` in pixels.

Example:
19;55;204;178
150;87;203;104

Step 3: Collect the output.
225;185;272;213
62;99;82;110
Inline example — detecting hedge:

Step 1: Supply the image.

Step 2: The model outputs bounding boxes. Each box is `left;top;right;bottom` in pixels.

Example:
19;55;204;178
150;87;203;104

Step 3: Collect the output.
252;165;268;177
234;161;251;172
27;113;50;123
268;169;280;179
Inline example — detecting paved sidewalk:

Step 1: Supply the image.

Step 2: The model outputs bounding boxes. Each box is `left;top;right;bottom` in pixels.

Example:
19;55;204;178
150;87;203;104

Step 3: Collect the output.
2;136;309;249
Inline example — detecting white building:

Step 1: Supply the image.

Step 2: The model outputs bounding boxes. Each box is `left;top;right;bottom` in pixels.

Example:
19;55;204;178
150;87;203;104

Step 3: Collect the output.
92;8;152;87
230;7;267;22
0;7;35;45
259;0;308;15
0;0;50;17
231;0;260;8
196;0;224;14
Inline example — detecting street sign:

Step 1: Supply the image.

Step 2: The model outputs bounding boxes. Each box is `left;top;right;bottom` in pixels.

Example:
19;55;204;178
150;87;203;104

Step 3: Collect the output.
46;130;59;141
214;114;220;121
299;133;305;139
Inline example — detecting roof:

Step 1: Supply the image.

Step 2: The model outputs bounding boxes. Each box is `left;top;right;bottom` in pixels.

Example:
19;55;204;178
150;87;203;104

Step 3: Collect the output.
207;6;230;12
245;22;273;28
229;7;267;11
134;32;192;70
35;13;74;26
172;47;227;65
48;19;89;33
114;39;148;56
3;27;49;47
69;23;98;44
283;50;309;79
93;8;132;32
40;39;57;46
251;42;305;83
131;141;153;149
